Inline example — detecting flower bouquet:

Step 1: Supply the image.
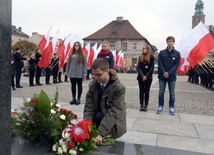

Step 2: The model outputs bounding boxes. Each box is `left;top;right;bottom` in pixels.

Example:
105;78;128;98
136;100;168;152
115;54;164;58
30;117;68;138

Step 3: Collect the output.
11;89;116;155
11;89;77;145
52;119;99;155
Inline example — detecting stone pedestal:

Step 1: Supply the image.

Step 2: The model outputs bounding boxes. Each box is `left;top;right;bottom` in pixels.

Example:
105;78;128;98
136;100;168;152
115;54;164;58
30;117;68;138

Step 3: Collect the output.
0;0;12;155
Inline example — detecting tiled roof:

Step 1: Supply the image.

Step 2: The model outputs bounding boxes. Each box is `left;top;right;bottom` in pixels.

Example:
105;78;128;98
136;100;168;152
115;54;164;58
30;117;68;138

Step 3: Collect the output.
83;19;145;40
11;25;29;38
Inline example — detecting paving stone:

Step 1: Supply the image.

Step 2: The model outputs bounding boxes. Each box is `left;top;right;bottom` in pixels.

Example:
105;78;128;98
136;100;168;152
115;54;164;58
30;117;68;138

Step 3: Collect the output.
157;134;214;154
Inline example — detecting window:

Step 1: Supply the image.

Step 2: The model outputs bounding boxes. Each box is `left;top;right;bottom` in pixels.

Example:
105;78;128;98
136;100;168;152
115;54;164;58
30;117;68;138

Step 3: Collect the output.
132;43;137;50
90;43;95;48
122;43;127;51
110;42;115;50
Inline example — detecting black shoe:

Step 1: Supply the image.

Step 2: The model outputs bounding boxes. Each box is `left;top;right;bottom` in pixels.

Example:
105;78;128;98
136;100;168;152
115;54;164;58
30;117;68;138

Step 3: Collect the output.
75;99;80;105
70;99;76;105
46;83;52;85
139;105;144;111
64;80;68;82
16;85;23;88
143;105;148;112
58;81;63;83
12;87;16;90
36;83;42;86
30;84;36;87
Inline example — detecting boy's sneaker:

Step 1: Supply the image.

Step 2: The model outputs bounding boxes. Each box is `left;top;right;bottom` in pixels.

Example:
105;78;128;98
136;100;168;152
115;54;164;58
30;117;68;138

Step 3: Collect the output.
169;106;175;115
157;106;163;114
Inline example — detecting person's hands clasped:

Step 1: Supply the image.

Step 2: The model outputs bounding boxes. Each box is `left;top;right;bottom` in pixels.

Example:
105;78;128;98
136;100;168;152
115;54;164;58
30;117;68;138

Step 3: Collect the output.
142;76;147;81
163;72;169;78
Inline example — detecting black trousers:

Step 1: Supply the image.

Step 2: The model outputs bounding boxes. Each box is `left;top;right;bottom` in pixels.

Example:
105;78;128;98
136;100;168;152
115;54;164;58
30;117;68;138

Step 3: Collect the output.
58;72;62;82
45;67;51;84
15;68;22;86
70;78;83;99
11;74;15;88
52;70;58;83
138;79;152;106
29;69;35;85
36;66;42;84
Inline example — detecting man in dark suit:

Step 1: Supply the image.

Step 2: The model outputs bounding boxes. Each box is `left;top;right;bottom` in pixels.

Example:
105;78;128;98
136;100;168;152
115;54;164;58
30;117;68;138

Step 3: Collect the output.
35;48;42;85
14;48;28;88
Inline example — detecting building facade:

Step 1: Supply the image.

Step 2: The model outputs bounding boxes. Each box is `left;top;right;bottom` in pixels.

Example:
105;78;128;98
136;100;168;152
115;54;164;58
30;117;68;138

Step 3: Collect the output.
83;17;157;67
11;25;29;45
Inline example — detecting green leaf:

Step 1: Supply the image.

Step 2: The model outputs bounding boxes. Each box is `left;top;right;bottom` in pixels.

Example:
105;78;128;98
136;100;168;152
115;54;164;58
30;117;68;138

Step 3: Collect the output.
38;90;51;118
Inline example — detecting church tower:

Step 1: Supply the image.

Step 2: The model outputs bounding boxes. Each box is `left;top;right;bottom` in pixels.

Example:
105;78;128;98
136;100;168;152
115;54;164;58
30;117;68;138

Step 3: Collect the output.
192;0;205;28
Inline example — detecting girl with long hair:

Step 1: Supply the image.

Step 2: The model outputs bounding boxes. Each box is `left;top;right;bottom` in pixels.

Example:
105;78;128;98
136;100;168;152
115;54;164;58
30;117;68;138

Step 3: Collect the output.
66;41;87;105
137;44;154;111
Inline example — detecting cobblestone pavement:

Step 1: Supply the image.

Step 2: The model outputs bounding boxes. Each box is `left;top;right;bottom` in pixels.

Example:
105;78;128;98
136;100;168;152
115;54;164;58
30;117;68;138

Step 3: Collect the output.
12;73;214;116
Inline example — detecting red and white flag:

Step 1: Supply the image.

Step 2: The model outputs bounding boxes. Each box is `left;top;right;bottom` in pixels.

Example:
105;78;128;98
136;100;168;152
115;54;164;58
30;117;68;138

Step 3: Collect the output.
117;50;124;67
38;31;59;68
38;27;51;52
93;43;101;61
175;22;214;75
82;42;90;62
57;34;70;69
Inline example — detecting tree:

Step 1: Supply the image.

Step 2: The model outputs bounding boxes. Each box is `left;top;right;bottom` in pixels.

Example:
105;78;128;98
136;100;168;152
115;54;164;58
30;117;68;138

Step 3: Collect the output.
12;40;37;57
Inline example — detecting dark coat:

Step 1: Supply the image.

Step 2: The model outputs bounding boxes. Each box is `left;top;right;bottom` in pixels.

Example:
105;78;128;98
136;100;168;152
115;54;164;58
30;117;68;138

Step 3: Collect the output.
137;56;154;81
14;52;26;69
29;58;36;70
84;70;127;138
35;52;41;65
50;58;59;74
97;52;114;69
11;55;15;74
158;48;181;81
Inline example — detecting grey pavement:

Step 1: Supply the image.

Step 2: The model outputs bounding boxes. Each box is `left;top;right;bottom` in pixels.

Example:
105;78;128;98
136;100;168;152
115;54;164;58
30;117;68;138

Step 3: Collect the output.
12;73;214;154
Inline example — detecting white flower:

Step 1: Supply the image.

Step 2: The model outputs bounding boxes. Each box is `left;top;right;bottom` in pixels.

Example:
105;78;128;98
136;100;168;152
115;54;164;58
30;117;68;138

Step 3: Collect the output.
15;123;21;126
56;104;61;108
11;109;15;113
59;139;65;146
69;149;77;155
26;98;31;102
57;147;63;154
59;114;66;120
62;145;68;153
51;109;56;114
52;144;57;151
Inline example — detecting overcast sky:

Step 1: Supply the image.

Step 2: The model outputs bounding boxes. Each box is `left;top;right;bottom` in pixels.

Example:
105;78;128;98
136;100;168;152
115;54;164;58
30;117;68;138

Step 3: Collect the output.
12;0;214;51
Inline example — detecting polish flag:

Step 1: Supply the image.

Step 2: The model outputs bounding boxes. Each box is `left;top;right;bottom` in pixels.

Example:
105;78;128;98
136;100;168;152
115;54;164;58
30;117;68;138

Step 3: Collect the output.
65;35;77;57
111;50;116;67
86;43;96;68
117;50;124;67
93;43;101;61
38;27;51;53
57;34;70;69
38;31;59;68
175;22;214;75
82;42;90;61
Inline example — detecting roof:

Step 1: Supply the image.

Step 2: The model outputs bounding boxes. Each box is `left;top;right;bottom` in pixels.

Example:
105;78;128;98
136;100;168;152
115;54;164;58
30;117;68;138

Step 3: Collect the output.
11;25;29;38
83;19;145;40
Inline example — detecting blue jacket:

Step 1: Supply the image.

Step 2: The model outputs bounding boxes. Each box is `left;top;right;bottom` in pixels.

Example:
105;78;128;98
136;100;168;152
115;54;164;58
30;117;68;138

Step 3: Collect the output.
158;48;181;81
97;52;114;69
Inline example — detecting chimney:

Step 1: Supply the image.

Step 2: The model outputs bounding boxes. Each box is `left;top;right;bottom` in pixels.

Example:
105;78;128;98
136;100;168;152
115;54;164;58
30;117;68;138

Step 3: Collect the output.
18;27;22;31
12;25;16;29
116;17;123;22
32;32;38;35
